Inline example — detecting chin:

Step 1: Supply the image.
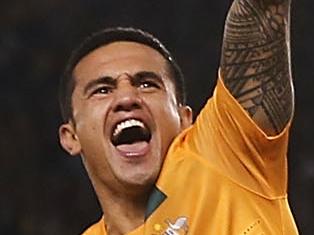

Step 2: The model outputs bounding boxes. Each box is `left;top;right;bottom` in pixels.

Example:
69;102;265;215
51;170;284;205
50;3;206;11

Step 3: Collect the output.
119;171;157;193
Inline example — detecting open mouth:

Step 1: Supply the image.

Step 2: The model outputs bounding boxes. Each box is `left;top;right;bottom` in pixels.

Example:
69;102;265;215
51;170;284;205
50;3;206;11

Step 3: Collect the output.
111;119;152;147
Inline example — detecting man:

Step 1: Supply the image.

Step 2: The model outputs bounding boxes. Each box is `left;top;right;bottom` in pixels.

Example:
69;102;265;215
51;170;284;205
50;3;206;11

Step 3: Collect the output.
58;0;298;234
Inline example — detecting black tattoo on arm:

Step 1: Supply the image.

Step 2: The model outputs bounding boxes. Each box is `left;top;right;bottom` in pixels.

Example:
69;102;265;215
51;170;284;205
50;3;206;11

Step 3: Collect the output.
220;0;293;135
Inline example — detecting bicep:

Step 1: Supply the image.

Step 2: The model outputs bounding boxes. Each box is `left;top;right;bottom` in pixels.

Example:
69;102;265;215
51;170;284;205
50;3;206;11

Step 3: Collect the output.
185;80;290;197
220;0;294;135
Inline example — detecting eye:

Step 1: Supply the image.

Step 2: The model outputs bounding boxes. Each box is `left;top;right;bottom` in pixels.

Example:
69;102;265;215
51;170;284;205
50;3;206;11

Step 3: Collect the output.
91;86;113;96
139;80;160;90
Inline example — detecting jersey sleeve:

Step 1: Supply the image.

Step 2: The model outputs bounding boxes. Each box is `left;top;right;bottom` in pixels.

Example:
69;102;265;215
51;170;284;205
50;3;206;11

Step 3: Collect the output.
183;72;292;199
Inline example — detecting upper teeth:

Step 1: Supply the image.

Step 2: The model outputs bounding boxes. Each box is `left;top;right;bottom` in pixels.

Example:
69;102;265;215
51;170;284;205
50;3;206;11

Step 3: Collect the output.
113;119;145;137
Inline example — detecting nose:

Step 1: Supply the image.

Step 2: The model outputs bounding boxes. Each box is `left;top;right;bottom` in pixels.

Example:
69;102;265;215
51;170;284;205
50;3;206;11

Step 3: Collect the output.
112;77;142;112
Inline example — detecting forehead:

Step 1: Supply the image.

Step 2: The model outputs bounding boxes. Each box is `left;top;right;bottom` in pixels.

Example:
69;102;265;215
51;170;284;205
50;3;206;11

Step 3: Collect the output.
73;41;169;81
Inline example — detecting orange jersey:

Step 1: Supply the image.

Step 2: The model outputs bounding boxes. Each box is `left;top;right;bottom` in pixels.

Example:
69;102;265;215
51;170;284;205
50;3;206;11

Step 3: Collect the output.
82;77;298;235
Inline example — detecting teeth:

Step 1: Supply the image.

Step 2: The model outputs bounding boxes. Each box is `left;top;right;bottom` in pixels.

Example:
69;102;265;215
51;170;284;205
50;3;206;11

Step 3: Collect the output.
113;119;145;137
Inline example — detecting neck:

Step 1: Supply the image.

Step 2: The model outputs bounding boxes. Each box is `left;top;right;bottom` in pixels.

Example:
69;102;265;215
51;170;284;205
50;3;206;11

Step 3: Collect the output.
96;183;151;235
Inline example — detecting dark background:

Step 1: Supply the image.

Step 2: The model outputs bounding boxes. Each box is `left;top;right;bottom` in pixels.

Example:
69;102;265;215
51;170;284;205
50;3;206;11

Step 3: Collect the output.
0;0;313;234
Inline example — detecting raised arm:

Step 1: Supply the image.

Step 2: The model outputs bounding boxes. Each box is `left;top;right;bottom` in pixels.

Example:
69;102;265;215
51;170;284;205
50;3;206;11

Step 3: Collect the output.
220;0;293;135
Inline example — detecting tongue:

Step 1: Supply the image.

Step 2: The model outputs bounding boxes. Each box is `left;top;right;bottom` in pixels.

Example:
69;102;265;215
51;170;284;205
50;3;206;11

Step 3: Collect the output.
116;141;149;157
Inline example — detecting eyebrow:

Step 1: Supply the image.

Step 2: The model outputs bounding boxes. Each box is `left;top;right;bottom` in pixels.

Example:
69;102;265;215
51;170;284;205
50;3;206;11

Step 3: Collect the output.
83;71;164;95
132;71;163;84
83;76;116;95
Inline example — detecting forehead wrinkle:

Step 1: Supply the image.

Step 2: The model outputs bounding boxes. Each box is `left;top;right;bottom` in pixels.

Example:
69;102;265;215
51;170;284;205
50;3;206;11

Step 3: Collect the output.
75;44;169;79
72;41;176;98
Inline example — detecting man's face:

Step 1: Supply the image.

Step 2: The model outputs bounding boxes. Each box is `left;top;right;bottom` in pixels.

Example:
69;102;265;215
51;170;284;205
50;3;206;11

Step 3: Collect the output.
59;42;192;193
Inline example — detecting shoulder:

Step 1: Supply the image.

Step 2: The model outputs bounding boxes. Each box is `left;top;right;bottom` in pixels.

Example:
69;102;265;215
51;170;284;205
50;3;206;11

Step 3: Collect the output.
81;218;106;235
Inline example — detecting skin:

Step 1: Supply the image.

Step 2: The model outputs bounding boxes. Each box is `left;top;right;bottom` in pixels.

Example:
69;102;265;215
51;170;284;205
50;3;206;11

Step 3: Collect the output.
221;0;293;135
59;0;293;234
59;42;192;235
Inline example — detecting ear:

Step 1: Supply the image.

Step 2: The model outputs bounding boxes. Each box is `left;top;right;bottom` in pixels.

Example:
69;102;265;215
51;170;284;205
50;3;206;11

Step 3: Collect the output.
178;105;193;130
59;122;81;156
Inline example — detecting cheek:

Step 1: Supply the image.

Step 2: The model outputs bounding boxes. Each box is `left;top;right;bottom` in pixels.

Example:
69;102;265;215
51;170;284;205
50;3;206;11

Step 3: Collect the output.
74;102;108;146
165;93;181;122
75;98;109;125
152;96;181;131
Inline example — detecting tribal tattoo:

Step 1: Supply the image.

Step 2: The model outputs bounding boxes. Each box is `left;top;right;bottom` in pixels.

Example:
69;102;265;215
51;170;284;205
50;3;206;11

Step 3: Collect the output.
220;0;293;134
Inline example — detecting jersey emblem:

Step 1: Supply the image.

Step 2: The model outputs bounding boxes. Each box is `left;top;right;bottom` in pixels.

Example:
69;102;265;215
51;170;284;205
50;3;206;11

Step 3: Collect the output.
153;216;189;235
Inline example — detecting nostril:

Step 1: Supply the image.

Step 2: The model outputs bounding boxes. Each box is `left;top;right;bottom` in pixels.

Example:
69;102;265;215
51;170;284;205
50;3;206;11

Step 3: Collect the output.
114;98;142;112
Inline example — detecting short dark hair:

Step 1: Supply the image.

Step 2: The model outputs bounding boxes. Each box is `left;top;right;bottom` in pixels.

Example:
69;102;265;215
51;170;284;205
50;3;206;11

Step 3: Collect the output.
59;27;186;122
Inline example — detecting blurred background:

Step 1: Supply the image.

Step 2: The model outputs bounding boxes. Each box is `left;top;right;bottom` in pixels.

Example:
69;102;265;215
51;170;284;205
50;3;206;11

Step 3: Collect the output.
0;0;313;234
